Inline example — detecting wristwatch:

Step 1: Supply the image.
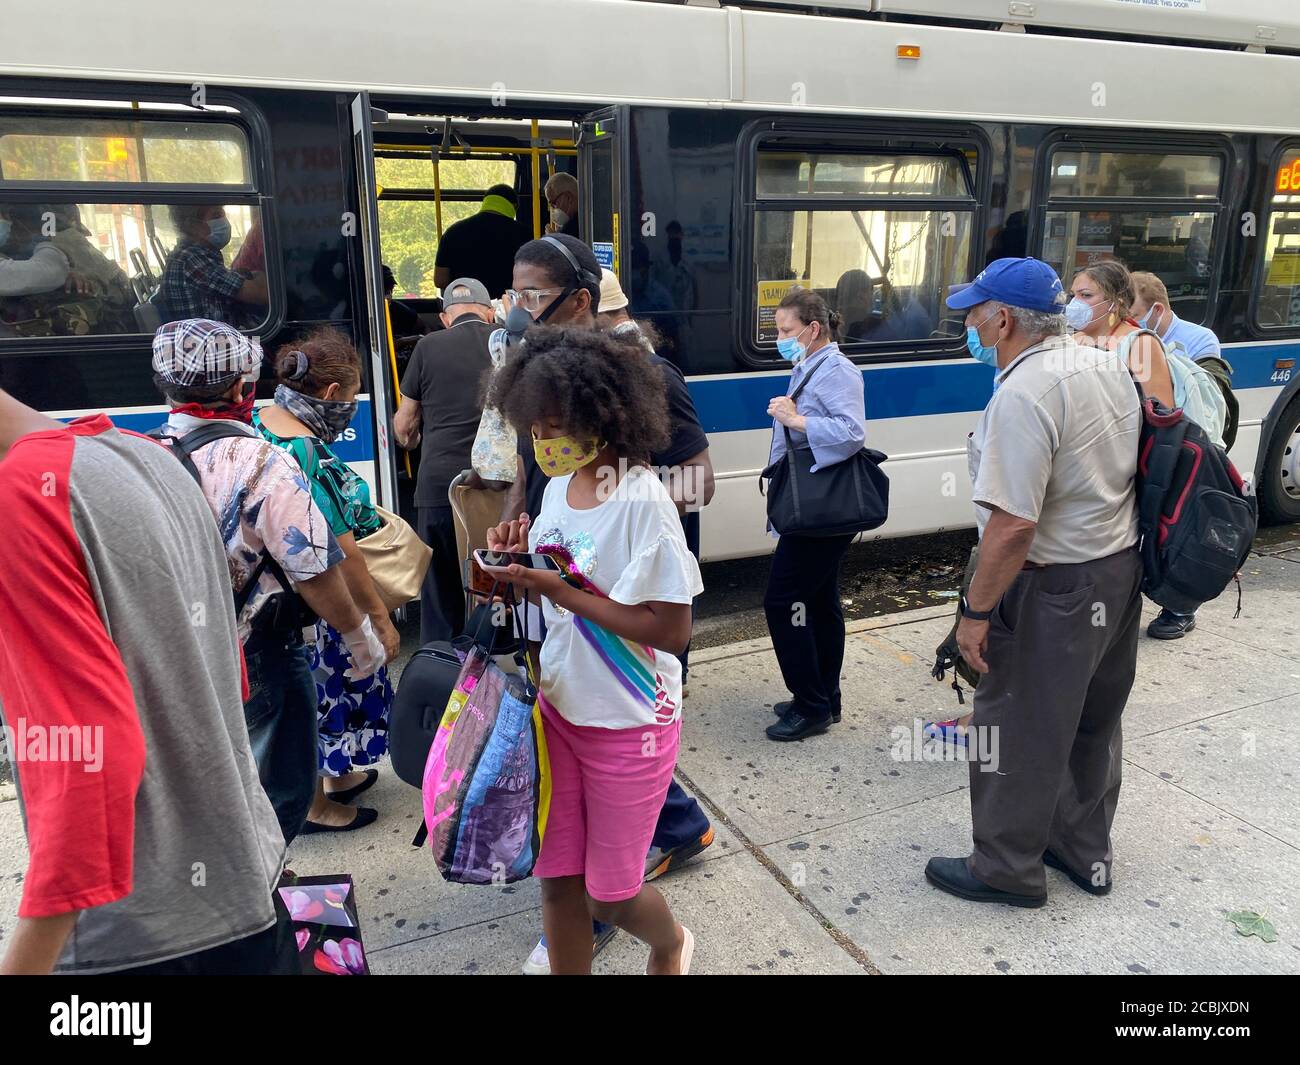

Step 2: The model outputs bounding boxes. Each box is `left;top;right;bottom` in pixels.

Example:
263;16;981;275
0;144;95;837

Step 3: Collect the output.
960;593;993;621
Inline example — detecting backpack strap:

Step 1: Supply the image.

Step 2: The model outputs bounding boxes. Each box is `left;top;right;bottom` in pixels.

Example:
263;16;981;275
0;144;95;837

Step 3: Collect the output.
1137;399;1190;562
153;420;257;486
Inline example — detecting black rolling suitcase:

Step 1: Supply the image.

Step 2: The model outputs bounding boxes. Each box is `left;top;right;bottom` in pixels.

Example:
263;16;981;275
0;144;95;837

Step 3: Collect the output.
388;640;464;788
389;603;521;789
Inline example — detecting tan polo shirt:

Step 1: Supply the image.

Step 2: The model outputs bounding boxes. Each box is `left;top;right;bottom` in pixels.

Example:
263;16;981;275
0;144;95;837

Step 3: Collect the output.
967;335;1140;565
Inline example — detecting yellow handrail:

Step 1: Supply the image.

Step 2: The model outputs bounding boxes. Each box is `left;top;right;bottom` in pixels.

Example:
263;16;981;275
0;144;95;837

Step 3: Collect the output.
384;297;413;479
531;119;542;239
432;154;443;240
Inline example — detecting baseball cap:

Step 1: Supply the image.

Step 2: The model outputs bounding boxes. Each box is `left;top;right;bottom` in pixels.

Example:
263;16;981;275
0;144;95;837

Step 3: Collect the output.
598;268;628;313
152;318;263;389
946;257;1067;314
442;277;492;309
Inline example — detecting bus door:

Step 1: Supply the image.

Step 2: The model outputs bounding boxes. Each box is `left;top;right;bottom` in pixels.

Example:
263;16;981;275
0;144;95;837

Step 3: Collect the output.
579;105;629;278
349;92;400;511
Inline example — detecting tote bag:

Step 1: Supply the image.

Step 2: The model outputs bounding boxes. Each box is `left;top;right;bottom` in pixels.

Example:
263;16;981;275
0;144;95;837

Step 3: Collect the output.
760;355;890;537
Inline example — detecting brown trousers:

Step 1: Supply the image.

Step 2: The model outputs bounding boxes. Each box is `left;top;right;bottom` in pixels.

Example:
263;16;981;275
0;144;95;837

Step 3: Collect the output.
968;547;1142;895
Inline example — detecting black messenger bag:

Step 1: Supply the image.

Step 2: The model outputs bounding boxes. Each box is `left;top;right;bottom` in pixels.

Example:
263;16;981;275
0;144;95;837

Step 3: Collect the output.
760;355;890;537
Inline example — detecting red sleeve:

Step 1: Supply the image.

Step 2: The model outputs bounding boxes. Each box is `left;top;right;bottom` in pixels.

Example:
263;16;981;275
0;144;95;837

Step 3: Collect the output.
0;431;146;918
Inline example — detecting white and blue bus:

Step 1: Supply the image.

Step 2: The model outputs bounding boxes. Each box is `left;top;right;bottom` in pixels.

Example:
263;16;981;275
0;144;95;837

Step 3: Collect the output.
2;0;1298;561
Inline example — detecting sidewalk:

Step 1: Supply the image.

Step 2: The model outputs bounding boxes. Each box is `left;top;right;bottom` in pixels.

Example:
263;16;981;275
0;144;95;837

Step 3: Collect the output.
2;535;1297;974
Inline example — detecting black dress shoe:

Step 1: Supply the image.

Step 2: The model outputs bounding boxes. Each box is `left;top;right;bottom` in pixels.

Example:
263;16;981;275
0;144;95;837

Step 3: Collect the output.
1147;608;1196;640
766;709;833;741
772;700;841;724
299;807;379;835
1043;848;1113;896
924;856;1047;908
323;768;379;804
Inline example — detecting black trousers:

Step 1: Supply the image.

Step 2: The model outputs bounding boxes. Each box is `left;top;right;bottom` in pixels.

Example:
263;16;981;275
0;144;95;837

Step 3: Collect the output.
417;505;466;645
115;908;300;975
763;532;855;720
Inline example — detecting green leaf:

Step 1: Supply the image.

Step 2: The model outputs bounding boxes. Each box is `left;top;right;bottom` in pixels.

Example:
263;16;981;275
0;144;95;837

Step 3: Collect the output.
1227;910;1278;943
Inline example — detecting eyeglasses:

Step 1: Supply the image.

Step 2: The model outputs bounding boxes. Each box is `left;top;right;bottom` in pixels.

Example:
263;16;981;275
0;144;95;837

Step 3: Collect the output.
504;287;566;312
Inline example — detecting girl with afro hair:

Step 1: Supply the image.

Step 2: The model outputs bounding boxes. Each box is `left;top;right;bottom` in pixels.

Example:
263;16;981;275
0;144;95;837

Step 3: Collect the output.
482;324;703;975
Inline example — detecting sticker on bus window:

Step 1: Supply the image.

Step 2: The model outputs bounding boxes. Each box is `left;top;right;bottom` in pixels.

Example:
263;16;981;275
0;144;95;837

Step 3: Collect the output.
756;280;805;344
1266;247;1300;288
593;242;614;270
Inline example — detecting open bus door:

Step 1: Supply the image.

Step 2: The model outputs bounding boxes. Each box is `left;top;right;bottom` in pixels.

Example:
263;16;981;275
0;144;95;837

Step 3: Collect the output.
579;105;629;279
349;92;400;512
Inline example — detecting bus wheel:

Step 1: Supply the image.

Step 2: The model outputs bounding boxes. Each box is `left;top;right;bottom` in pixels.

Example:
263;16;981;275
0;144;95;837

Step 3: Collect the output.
1259;395;1300;525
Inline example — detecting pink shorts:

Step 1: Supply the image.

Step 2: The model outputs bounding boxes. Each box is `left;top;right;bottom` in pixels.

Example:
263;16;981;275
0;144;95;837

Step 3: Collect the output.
533;696;681;902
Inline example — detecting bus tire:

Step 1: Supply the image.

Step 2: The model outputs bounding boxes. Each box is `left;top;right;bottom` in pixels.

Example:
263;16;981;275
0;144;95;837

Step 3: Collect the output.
1259;394;1300;525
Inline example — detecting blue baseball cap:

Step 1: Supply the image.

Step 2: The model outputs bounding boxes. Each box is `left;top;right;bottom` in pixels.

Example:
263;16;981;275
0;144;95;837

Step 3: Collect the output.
946;257;1067;314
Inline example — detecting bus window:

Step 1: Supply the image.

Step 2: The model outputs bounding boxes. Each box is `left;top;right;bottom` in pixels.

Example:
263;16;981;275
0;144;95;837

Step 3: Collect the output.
751;148;977;353
0;110;264;338
1038;144;1224;323
0;201;263;337
1255;147;1300;331
374;153;516;298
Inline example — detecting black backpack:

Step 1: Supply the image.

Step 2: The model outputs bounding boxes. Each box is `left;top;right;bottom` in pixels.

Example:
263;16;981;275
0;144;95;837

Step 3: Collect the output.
1134;389;1257;616
149;421;317;634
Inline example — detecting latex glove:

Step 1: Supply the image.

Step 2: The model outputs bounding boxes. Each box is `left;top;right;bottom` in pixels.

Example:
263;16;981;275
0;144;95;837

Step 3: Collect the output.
342;616;386;679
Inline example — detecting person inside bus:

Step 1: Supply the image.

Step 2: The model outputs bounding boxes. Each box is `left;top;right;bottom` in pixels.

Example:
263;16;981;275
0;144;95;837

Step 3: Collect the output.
161;204;268;326
0;204;71;299
433;185;532;299
833;269;880;342
543;172;580;237
383;263;429;354
763;288;866;742
44;204;136;334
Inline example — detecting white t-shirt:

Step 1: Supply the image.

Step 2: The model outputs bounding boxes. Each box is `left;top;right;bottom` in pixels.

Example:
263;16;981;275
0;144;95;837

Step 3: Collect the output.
528;464;704;730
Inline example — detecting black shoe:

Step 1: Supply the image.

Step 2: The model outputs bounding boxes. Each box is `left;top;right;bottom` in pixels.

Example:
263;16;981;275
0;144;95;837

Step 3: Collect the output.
644;826;715;882
1043;848;1113;896
299;807;379;834
1147;609;1196;640
772;699;841;724
766;709;832;741
323;768;379;804
924;856;1047;908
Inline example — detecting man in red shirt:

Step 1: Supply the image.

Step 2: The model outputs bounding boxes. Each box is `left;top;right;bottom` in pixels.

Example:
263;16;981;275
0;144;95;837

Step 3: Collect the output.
0;388;290;974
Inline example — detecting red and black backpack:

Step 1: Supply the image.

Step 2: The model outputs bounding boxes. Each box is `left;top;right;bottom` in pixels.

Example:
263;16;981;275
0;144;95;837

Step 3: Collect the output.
1134;385;1257;615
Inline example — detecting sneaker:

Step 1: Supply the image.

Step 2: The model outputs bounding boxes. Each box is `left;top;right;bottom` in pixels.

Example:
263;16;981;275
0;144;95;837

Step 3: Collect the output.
1147;608;1196;640
520;922;619;975
645;826;715;882
922;719;969;748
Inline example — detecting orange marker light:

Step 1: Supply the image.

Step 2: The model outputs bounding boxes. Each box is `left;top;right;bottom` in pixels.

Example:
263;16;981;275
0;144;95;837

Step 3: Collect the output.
897;44;922;60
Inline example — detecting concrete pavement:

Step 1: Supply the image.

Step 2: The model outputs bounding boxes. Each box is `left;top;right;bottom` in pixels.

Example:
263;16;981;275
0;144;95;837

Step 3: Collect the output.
2;533;1297;974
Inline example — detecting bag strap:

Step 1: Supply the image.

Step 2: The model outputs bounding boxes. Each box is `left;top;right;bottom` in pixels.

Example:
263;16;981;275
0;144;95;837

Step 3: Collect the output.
788;352;832;404
1137;400;1190;554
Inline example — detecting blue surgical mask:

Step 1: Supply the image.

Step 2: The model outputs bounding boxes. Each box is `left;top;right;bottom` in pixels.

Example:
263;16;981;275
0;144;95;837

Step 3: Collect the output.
0;219;11;247
1065;296;1109;331
206;216;232;250
776;323;811;363
1137;306;1158;330
965;309;1001;367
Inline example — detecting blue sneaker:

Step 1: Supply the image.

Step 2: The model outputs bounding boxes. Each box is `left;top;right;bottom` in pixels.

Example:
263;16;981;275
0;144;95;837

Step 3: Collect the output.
922;719;969;748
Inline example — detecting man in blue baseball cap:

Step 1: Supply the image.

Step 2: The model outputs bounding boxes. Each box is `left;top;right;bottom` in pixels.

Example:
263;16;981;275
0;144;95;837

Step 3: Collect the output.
925;257;1144;909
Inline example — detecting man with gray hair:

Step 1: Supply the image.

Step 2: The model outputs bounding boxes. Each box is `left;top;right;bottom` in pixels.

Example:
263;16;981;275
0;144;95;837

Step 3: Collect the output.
924;257;1143;907
543;172;579;237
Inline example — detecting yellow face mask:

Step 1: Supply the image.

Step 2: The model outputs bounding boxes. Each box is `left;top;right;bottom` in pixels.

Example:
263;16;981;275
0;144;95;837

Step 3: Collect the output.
532;432;602;477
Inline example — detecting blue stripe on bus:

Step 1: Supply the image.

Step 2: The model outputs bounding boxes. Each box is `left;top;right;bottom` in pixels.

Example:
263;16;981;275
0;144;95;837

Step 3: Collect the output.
684;342;1299;434
67;400;377;463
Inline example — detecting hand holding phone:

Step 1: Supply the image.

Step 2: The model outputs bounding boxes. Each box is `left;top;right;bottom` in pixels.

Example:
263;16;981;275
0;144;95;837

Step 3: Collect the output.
472;549;570;603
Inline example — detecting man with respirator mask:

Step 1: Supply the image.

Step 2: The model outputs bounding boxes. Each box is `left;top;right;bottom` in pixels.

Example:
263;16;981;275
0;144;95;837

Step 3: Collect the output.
543;172;580;238
161;204;268;327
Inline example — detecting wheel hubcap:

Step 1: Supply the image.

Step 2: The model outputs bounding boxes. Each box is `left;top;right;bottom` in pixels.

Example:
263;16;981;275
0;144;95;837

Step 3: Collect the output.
1282;418;1300;502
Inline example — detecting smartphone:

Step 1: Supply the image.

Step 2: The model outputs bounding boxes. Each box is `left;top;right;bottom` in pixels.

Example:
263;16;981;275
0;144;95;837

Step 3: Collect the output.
473;549;563;574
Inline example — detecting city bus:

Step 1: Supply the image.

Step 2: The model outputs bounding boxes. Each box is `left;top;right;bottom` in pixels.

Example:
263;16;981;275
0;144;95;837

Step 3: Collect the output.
2;0;1299;563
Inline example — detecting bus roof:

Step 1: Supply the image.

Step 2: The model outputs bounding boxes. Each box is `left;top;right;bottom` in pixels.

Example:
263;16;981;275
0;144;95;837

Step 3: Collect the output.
804;0;1300;52
1;0;1297;135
